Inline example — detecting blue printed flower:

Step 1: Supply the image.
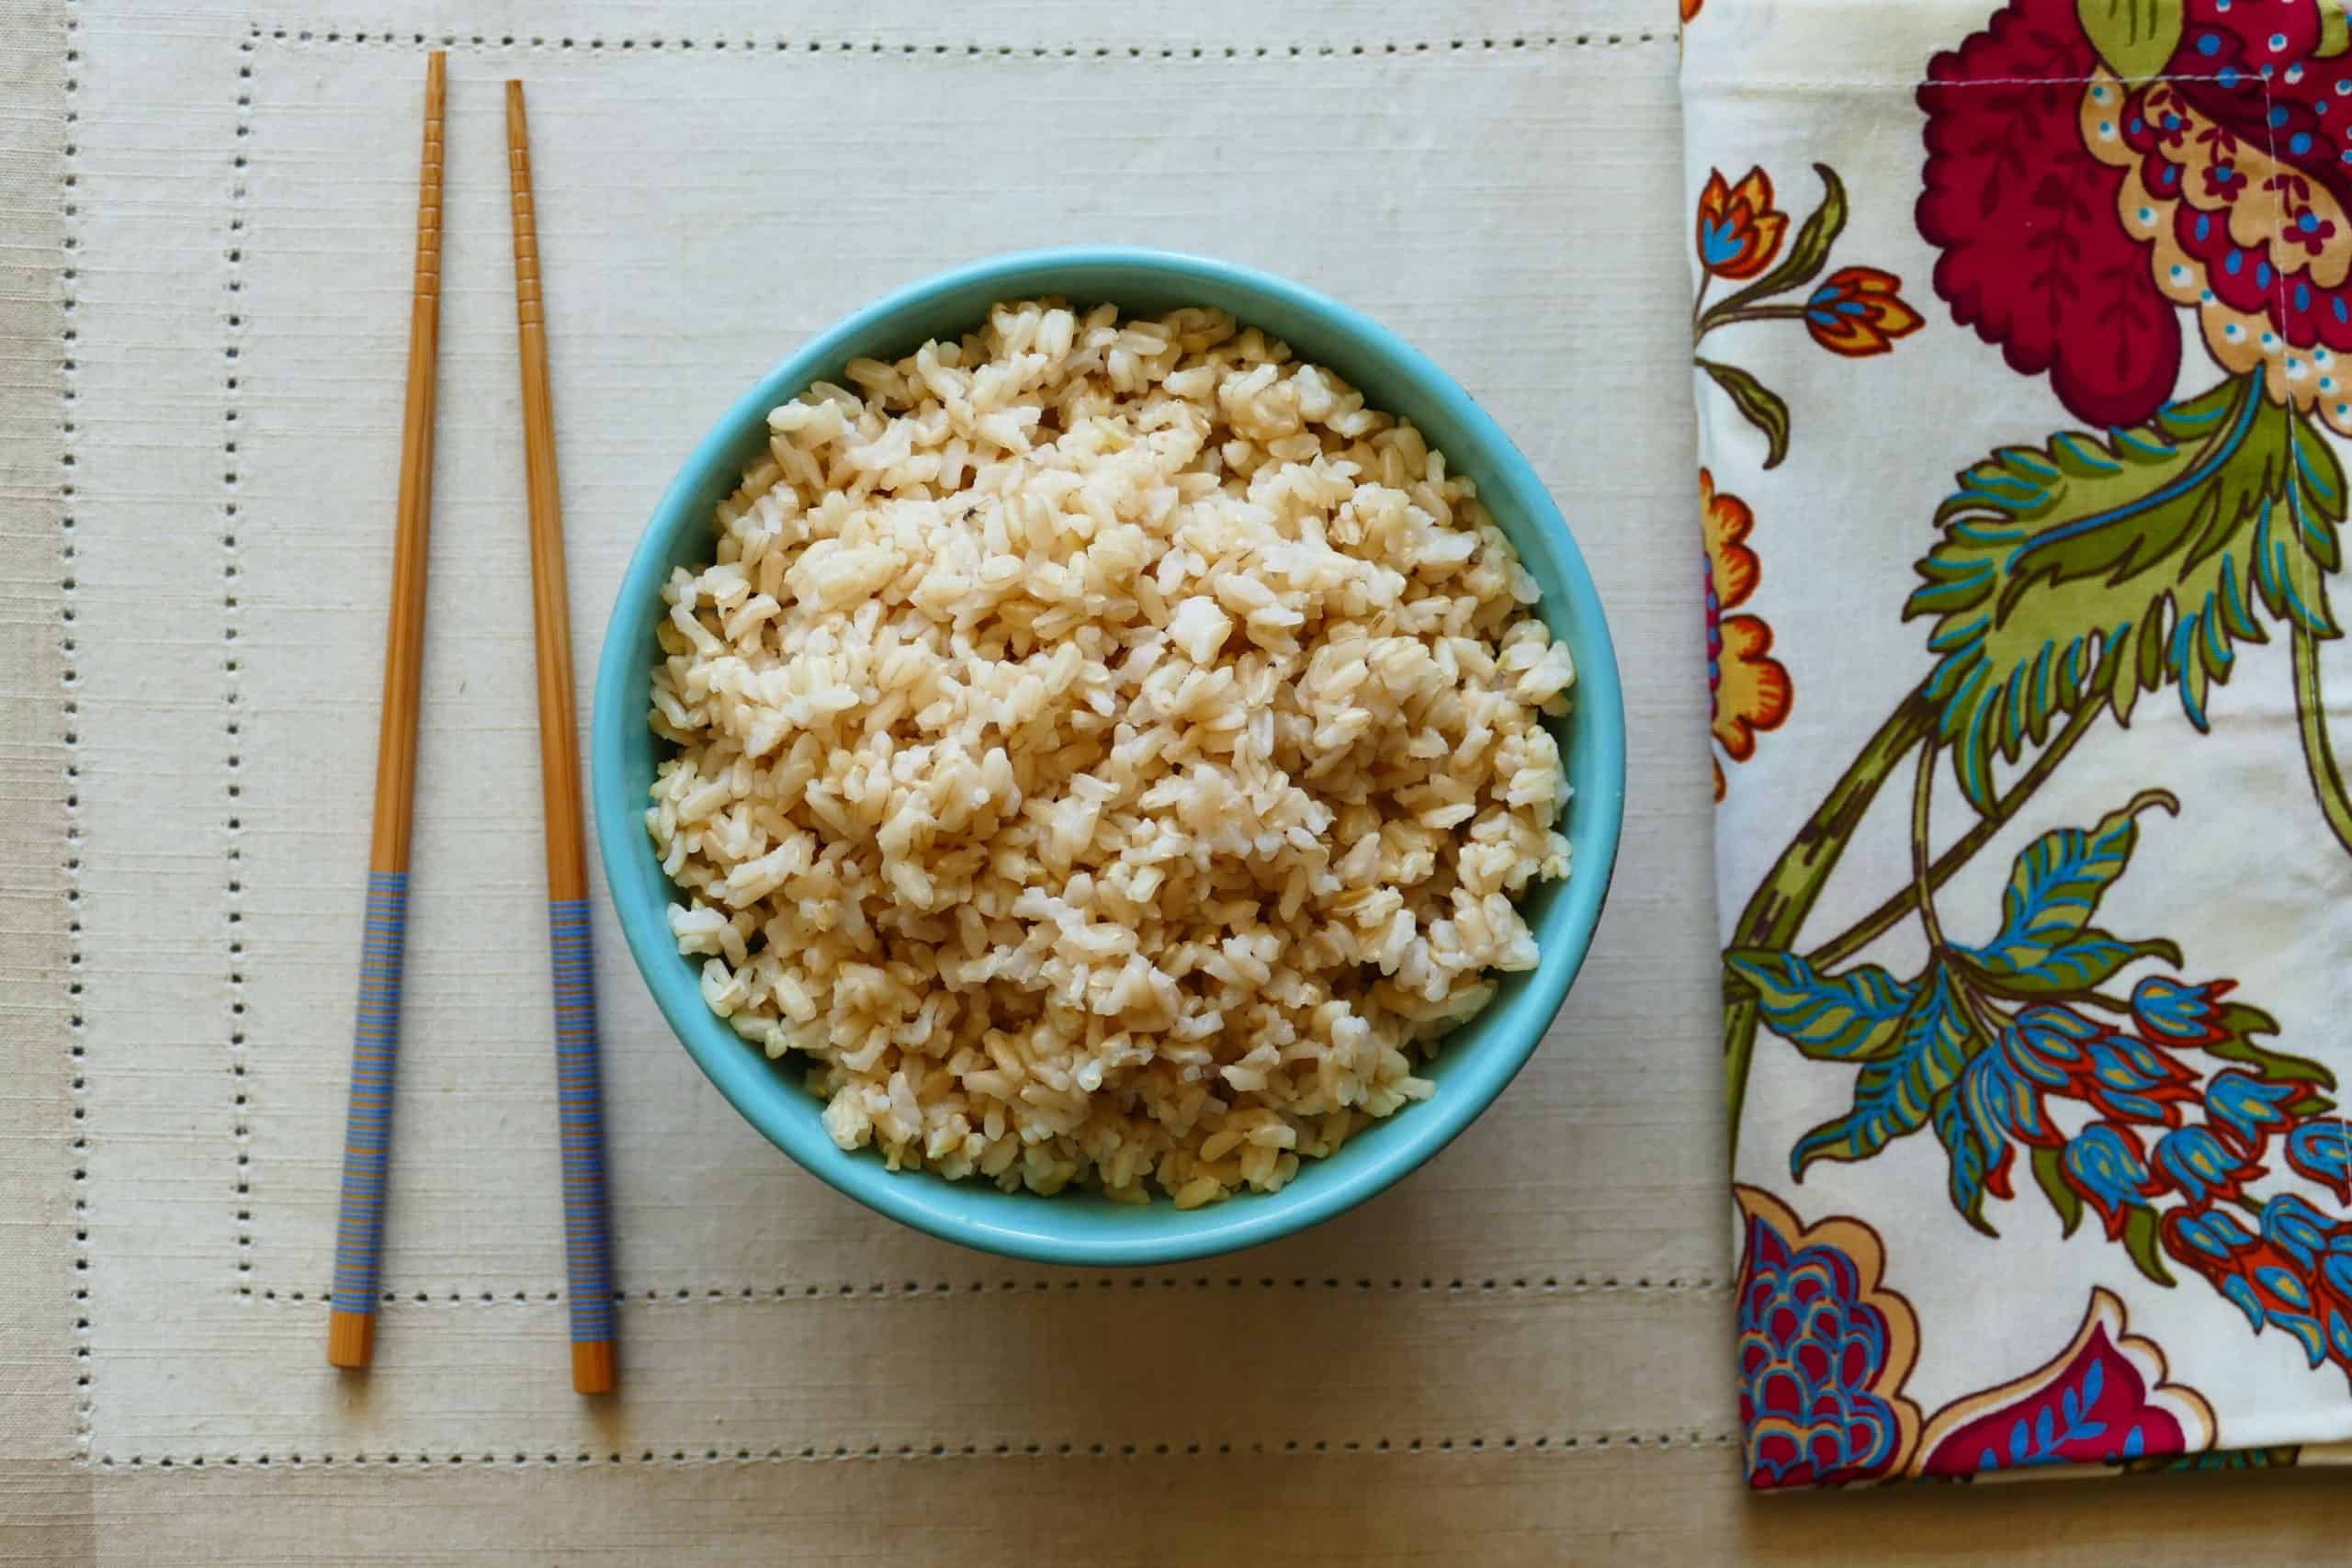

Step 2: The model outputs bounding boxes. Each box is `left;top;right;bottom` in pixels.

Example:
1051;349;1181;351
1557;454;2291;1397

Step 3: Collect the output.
2286;1120;2352;1204
2078;1032;2199;1126
2162;1203;2256;1269
2151;1126;2261;1207
2165;1191;2352;1380
2061;1123;2160;1240
2262;1192;2339;1271
2203;1070;2298;1157
2007;1006;2098;1086
2256;1198;2352;1370
2007;1005;2198;1126
1959;1042;2056;1148
2130;976;2235;1046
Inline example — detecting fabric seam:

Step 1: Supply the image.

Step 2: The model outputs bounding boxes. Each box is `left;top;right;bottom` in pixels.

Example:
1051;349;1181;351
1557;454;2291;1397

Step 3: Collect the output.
2256;81;2352;1239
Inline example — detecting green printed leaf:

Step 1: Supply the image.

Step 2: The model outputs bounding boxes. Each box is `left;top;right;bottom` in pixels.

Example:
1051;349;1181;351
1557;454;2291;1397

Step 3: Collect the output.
2120;1204;2177;1287
1965;792;2177;976
2077;0;2183;80
1696;357;1792;470
2031;1145;2084;1239
2200;1002;2337;1090
1724;949;1916;1061
1967;931;2182;998
1792;964;1984;1176
1705;164;1849;321
2320;2;2350;60
1933;1086;2007;1237
1906;378;2346;814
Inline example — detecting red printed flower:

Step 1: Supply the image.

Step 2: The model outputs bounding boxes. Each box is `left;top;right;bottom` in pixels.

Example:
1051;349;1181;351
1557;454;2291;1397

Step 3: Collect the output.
1914;1290;2214;1474
2269;175;2339;259
1696;166;1789;280
1702;470;1792;800
1920;0;2352;434
1802;267;1924;357
2200;161;2246;203
1735;1189;1921;1487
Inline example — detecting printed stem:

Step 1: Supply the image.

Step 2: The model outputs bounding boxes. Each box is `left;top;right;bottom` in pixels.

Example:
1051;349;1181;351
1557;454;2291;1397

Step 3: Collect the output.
1701;304;1810;332
1692;274;1712;335
1806;696;2104;972
2291;618;2352;860
1912;739;2005;1042
1910;738;1950;955
1961;963;2132;1017
1724;685;1938;1160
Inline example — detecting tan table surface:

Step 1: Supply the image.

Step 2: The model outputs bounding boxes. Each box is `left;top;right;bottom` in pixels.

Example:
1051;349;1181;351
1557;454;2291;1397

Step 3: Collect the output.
4;0;2349;1560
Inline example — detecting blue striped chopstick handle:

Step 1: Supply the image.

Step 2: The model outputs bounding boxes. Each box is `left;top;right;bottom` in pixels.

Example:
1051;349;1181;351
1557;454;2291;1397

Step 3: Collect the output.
332;871;409;1326
548;898;617;1359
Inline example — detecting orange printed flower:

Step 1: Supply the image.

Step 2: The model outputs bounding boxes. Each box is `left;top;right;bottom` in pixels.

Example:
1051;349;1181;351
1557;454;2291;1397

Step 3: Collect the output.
1681;0;1704;21
1695;167;1789;280
1802;267;1924;357
1702;470;1792;800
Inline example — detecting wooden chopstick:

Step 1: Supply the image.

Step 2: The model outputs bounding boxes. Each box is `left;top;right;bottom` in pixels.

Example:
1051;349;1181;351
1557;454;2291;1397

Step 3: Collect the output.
328;50;447;1371
504;79;620;1395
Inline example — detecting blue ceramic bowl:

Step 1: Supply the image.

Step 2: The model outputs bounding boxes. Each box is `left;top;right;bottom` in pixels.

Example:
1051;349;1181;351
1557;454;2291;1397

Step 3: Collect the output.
591;248;1625;1266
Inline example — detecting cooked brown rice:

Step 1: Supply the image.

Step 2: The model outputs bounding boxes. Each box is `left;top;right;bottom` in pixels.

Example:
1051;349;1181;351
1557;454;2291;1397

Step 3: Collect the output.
645;300;1575;1205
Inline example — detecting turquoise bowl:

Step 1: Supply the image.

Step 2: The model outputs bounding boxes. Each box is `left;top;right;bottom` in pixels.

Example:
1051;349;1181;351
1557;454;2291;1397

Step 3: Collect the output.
591;248;1625;1266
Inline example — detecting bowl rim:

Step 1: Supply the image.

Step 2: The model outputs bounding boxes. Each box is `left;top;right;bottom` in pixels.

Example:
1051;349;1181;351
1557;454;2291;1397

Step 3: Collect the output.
590;245;1627;1266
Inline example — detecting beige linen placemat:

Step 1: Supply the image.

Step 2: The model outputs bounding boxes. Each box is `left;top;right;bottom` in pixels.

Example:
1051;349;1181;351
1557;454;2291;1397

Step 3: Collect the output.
63;0;1723;1470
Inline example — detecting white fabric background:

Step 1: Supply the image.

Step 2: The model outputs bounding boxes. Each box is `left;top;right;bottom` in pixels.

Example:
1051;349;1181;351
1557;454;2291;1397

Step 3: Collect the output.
3;0;2349;1559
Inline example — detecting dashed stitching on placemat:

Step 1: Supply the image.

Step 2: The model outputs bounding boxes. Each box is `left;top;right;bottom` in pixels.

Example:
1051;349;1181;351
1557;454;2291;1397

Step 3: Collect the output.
61;0;89;1466
95;1430;1738;1469
227;18;1679;1308
255;28;1664;56
227;29;256;1300
247;1274;1735;1304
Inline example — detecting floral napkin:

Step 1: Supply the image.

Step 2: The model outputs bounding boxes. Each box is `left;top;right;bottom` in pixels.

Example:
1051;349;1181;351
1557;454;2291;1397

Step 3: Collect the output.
1684;0;2352;1488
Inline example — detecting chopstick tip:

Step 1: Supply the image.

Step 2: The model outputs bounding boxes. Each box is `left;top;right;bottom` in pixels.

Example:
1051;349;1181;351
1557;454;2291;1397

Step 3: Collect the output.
571;1340;617;1395
326;1309;376;1371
